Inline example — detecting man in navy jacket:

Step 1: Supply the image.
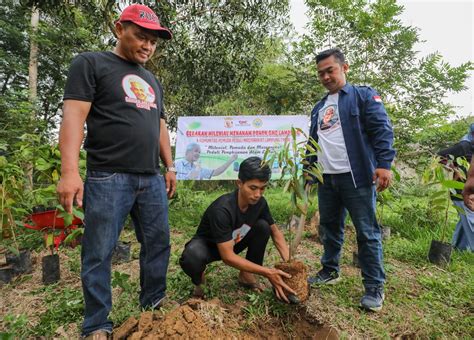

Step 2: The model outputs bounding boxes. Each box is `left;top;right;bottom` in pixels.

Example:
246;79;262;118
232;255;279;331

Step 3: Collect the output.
306;48;395;312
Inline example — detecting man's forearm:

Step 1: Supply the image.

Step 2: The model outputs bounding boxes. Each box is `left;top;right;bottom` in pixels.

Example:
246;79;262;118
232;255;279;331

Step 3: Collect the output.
213;158;235;176
59;125;83;174
221;252;270;277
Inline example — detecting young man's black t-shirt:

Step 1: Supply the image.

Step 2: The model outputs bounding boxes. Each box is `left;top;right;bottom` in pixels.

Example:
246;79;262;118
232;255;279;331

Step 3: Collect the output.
63;51;166;173
194;190;275;244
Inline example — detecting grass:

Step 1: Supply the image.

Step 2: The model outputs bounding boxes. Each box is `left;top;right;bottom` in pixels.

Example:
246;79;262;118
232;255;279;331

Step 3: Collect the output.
1;182;473;338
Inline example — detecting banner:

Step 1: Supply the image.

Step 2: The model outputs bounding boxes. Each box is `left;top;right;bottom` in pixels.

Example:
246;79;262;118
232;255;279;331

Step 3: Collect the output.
175;115;310;180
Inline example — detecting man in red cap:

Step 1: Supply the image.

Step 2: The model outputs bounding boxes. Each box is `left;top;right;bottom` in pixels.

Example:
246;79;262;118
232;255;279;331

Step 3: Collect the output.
57;4;175;339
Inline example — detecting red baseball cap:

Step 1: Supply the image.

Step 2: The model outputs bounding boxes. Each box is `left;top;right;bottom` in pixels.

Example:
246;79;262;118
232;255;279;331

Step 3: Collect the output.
118;4;172;40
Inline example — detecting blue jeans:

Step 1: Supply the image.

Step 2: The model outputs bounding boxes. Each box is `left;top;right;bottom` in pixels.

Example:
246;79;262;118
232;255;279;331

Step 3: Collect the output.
452;200;474;251
318;173;385;288
81;170;170;336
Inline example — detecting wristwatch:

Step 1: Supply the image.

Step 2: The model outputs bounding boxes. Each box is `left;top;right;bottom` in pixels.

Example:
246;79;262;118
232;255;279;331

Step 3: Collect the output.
165;166;177;173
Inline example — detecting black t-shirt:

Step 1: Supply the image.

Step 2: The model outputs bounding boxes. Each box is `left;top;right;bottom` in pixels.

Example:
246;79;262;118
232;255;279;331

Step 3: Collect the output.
437;140;472;164
63;51;166;173
194;190;275;244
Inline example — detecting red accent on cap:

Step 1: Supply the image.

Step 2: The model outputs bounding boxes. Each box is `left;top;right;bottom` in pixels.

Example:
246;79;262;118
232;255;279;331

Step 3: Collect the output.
119;4;172;40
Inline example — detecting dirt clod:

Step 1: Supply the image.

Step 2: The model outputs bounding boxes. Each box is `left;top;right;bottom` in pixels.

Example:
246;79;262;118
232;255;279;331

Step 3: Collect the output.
137;311;153;333
114;316;138;340
275;260;309;302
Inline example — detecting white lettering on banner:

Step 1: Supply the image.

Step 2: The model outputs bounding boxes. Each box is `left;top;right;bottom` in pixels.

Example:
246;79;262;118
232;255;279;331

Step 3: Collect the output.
175;115;309;180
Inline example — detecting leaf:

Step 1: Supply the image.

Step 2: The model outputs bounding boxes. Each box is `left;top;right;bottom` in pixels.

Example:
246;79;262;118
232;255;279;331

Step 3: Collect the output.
72;208;84;220
440;180;464;190
35;158;53;171
63;228;84;244
46;234;54;248
5;245;19;256
283;179;292;193
431;197;448;206
262;148;270;162
52;169;59;183
430;190;447;199
391;165;401;182
58;210;73;227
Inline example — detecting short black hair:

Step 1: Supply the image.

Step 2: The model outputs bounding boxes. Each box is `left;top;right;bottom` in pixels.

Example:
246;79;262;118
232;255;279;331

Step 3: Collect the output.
238;157;271;183
316;48;346;65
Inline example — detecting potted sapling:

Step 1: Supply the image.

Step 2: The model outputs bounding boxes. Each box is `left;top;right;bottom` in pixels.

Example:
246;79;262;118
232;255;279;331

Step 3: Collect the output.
1;168;33;281
41;205;83;284
423;156;467;266
264;127;322;304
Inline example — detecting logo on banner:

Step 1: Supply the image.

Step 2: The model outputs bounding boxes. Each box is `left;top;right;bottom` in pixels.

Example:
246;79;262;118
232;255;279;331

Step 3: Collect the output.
236;120;250;127
252;118;263;128
224;118;234;128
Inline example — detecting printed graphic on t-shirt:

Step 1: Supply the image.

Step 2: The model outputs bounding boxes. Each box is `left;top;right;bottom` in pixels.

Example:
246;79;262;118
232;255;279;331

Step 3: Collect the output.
318;104;340;131
232;224;251;244
122;75;157;111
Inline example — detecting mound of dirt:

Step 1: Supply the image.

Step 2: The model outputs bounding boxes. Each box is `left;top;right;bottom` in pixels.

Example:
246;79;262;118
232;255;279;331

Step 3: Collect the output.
113;297;335;340
113;299;233;340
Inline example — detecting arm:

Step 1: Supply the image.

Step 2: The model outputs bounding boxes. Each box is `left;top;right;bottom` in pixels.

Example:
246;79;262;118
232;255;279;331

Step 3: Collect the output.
211;154;238;177
270;224;289;262
363;88;396;192
216;241;296;303
159;118;176;198
57;100;91;213
463;157;474;210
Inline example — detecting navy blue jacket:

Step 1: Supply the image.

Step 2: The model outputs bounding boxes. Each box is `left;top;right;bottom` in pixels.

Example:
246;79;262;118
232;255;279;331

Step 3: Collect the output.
307;83;396;187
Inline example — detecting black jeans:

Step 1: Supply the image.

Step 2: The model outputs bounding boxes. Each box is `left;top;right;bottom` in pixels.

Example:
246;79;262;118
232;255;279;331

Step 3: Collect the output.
179;219;271;285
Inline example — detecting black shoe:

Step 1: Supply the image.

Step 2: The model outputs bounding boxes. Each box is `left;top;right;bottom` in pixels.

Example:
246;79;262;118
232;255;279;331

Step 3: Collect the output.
307;269;341;285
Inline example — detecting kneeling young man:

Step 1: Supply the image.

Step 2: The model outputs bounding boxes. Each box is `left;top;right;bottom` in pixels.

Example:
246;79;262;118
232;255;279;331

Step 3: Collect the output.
179;157;296;302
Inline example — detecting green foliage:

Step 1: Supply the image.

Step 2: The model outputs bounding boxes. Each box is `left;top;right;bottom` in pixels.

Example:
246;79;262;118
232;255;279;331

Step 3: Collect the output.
376;165;400;226
111;271;132;292
31;287;83;337
1;313;29;339
414;117;474;159
423;156;466;242
206;39;310;116
264;127;322;258
109;271;141;326
0;128;86;251
0;3;109;142
152;1;290;126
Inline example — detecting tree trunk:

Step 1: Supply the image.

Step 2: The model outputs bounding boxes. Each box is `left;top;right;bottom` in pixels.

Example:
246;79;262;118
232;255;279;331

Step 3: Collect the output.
28;6;39;105
26;5;40;191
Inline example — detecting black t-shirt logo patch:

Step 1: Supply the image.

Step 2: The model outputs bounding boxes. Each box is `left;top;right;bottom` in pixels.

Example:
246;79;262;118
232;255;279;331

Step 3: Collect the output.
122;74;157;110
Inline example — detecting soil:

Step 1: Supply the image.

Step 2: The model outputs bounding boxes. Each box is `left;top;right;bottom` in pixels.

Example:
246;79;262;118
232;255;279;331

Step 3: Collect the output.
113;298;334;340
274;260;309;303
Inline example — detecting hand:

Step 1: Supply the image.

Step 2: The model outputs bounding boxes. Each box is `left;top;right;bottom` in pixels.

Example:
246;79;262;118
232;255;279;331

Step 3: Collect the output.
373;168;392;192
463;178;474;210
57;172;83;214
164;171;176;198
230;154;238;161
304;174;315;187
188;168;200;179
265;268;297;303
